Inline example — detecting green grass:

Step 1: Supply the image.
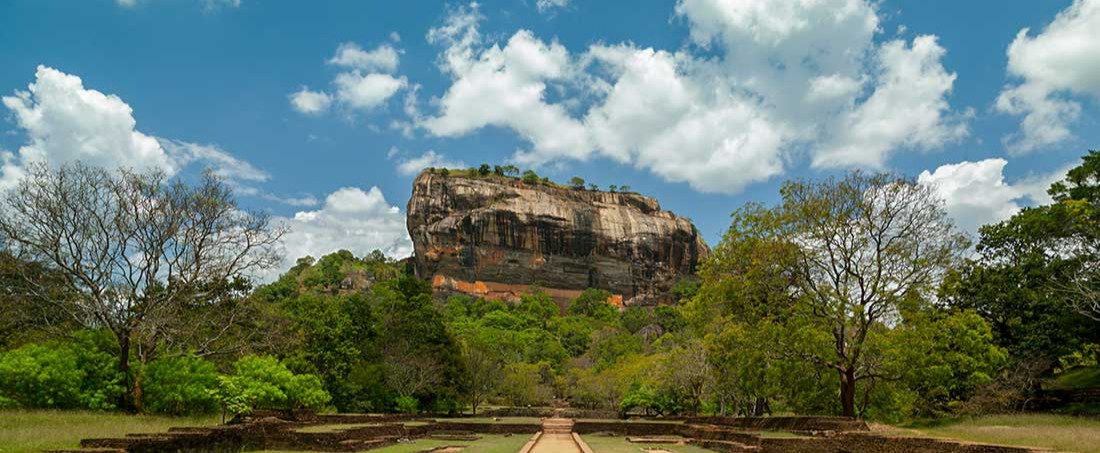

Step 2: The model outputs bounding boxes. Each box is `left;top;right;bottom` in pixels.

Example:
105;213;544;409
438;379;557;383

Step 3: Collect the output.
436;417;542;424
890;414;1100;453
579;434;716;453
0;409;219;453
1047;366;1100;390
255;433;532;453
296;421;433;433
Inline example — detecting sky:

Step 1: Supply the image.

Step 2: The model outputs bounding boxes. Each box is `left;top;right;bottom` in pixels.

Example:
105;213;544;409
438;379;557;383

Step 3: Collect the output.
1;0;1098;279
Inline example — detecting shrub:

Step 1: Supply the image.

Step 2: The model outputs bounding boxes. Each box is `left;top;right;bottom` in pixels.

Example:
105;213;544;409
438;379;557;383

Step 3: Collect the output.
214;355;331;417
395;395;419;413
0;334;120;410
143;354;219;415
0;344;83;408
521;170;539;184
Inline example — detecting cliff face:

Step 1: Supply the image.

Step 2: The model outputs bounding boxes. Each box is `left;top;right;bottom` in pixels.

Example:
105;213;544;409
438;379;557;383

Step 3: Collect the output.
406;171;709;306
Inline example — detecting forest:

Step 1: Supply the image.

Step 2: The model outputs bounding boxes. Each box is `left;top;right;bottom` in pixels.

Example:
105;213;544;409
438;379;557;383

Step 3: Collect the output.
1;151;1098;425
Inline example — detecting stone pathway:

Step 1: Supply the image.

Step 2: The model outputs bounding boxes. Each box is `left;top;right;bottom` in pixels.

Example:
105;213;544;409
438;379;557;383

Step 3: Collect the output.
526;416;585;453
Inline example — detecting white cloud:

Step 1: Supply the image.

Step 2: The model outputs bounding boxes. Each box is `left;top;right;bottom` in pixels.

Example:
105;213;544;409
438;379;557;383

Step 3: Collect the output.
158;139;269;183
333;72;406;110
420;0;968;194
918;159;1071;236
536;0;570;14
396;150;465;176
996;0;1100;153
583;45;787;193
0;66;309;205
290;42;406;115
424;7;591;163
270;186;413;280
289;88;333;115
329;43;400;73
815;36;967;169
1;65;175;184
116;0;241;9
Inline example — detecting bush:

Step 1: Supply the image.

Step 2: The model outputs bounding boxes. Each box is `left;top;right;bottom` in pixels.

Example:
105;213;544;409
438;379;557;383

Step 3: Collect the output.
521;170;539;184
395;395;419;413
214;355;330;417
0;334;120;410
143;354;219;415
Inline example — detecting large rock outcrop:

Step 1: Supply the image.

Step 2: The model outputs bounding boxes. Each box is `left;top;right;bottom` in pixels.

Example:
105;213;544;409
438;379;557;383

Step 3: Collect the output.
406;170;709;306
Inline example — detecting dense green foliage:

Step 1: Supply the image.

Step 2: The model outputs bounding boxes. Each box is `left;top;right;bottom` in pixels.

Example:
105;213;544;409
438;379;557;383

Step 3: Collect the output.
0;332;120;410
2;156;1099;421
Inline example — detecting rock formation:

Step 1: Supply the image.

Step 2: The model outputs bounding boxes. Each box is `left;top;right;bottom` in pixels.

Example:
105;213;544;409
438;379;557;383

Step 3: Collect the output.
406;170;709;306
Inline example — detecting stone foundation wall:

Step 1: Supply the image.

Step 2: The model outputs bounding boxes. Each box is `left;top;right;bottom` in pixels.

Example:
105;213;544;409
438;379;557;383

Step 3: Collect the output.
685;416;868;433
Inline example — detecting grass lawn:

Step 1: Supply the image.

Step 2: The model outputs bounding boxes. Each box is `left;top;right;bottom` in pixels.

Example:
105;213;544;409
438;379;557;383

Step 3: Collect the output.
436;417;542;424
579;434;715;453
295;421;432;433
889;414;1100;453
0;409;219;453
255;433;532;453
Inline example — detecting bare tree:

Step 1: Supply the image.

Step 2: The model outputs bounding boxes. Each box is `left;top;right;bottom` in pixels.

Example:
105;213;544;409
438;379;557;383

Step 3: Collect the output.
382;339;443;402
0;163;284;411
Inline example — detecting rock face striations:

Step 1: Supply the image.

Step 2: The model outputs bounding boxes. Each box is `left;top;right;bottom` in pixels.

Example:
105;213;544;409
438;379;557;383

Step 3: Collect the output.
406;170;709;306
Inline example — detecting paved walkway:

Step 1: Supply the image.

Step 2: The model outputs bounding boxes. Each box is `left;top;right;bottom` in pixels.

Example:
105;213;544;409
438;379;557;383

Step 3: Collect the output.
526;417;585;453
528;433;582;453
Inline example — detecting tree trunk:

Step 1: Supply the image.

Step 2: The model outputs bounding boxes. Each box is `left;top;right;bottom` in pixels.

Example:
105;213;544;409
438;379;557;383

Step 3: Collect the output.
839;367;856;418
752;397;768;417
117;333;134;412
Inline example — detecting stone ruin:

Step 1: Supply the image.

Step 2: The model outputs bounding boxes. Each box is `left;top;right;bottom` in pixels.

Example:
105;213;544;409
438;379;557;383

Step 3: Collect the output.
47;411;1056;453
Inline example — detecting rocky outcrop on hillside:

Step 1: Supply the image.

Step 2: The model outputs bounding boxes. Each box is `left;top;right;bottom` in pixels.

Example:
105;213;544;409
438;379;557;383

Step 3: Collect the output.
406;170;709;306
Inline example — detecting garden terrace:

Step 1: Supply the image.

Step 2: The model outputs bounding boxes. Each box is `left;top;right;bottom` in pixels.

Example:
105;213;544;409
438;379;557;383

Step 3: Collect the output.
45;413;1058;453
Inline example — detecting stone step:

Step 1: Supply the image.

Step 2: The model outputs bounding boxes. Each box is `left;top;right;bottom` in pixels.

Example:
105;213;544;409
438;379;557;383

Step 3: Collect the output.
697;440;762;453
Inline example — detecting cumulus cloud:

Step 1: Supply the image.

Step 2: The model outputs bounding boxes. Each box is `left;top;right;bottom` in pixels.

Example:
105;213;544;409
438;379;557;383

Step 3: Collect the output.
1;66;176;185
289;88;333;115
420;0;968;193
290;42;406;115
270;186;413;280
815;36;968;169
1;66;308;205
329;43;400;73
996;0;1100;153
582;45;787;192
396;150;465;176
333;72;407;110
918;159;1071;236
424;6;591;163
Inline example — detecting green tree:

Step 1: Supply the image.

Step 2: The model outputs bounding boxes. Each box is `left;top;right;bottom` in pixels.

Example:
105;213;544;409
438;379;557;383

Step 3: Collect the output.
521;170;540;184
697;172;968;417
943;151;1100;369
569;176;586;190
478;164;492;176
568;289;620;323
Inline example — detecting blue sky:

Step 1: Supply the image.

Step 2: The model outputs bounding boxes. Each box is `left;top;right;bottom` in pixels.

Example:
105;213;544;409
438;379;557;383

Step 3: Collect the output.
2;0;1098;275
